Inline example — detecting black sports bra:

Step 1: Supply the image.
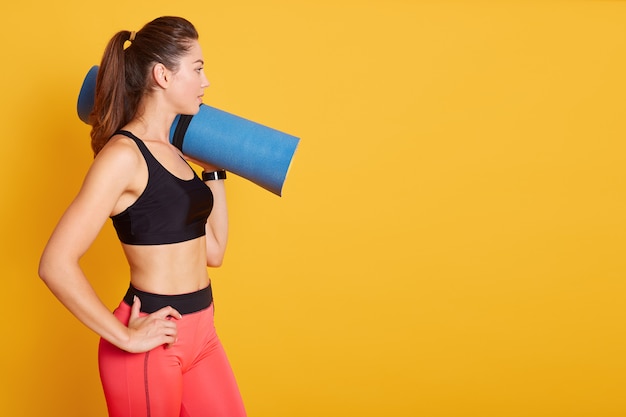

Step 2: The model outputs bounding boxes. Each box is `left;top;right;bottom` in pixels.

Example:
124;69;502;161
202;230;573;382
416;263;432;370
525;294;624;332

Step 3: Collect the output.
110;130;213;245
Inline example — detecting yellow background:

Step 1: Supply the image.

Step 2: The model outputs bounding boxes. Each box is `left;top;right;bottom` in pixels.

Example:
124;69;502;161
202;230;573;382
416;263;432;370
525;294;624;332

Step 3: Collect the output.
1;1;625;416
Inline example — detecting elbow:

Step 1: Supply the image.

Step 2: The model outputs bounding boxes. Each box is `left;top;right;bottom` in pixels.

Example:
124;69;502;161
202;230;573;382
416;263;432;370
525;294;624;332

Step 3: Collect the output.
38;256;55;286
38;262;48;284
205;246;225;268
205;254;224;268
205;239;227;268
38;250;72;287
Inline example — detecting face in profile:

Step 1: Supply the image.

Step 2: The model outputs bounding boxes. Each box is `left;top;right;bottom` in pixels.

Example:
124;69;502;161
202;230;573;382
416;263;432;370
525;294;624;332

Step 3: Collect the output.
166;40;210;115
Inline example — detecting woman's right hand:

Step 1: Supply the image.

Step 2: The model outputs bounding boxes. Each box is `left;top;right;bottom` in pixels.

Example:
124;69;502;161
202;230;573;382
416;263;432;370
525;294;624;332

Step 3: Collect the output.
124;296;182;353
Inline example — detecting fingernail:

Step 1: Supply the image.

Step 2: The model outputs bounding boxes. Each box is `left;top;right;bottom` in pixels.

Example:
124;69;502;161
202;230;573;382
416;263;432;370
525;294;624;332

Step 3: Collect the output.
133;295;138;302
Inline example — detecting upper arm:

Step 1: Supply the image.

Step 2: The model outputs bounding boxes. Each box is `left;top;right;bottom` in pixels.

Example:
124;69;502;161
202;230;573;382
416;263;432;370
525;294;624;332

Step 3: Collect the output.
40;140;141;267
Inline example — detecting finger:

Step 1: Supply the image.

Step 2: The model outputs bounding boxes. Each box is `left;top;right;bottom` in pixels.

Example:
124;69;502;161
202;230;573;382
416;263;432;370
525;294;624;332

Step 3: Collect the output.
158;319;178;334
155;305;183;320
159;324;178;349
130;296;142;320
144;316;178;337
165;332;179;349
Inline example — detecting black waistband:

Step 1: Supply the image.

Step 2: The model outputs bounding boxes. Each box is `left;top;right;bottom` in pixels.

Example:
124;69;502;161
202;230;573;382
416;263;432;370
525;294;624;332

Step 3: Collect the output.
123;283;213;315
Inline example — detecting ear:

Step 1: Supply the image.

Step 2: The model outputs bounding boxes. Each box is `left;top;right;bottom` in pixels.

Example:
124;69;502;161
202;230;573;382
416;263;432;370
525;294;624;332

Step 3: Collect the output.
152;63;170;89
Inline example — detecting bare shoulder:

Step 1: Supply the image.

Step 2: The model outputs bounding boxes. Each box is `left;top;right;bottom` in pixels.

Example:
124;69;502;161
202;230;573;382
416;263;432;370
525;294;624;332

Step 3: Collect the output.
95;134;142;170
80;134;145;194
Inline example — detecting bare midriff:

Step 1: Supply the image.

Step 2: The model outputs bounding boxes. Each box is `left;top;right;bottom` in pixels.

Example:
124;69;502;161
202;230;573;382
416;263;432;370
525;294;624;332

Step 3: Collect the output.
121;236;210;295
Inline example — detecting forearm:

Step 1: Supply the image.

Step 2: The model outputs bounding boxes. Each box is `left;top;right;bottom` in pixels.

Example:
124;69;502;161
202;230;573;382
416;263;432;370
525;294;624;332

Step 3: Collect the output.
39;262;130;349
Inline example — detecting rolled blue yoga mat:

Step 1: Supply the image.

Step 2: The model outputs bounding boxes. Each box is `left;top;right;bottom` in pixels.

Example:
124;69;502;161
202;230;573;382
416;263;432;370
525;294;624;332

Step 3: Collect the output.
77;66;299;196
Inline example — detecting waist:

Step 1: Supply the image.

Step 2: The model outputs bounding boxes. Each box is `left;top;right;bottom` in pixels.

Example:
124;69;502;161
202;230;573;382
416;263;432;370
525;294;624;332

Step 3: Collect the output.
123;283;213;315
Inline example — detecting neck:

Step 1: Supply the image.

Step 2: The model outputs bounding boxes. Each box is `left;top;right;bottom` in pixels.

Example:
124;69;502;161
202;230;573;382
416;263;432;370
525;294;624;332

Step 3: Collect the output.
125;96;177;143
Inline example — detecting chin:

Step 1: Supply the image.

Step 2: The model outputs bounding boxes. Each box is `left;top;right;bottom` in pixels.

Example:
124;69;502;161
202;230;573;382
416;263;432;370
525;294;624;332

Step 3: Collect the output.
181;105;202;116
191;103;203;114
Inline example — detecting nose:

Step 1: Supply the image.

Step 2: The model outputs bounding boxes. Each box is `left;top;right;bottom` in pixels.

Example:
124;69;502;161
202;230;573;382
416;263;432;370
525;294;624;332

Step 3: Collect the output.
201;72;210;89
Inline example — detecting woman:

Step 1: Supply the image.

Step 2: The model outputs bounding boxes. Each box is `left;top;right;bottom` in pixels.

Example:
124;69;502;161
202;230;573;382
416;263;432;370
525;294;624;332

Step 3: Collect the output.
39;16;246;417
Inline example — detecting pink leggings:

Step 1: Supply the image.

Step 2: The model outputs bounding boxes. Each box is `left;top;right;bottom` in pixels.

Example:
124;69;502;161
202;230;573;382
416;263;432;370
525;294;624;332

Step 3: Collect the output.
98;285;246;417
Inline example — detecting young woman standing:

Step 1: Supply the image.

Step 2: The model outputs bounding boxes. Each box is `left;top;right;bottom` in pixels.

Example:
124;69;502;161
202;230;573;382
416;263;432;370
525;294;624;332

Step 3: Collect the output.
39;16;246;417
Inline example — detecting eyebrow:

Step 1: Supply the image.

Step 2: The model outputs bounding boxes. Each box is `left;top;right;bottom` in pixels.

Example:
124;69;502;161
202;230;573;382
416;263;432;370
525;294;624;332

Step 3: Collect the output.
194;59;205;65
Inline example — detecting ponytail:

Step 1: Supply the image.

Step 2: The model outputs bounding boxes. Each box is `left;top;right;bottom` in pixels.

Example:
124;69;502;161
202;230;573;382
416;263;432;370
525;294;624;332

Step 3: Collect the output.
90;31;132;155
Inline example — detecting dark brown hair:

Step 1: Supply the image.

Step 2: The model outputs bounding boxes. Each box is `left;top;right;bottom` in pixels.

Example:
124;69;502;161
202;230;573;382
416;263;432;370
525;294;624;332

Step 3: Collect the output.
89;16;199;155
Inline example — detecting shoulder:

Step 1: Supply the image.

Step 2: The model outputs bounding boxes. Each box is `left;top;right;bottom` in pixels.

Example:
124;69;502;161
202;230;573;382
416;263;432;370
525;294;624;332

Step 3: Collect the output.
83;134;145;192
91;134;144;176
98;134;141;164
